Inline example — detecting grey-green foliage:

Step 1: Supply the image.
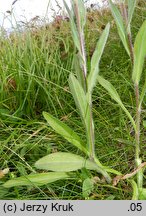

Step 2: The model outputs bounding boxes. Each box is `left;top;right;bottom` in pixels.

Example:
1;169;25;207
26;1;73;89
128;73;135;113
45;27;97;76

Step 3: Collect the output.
3;172;69;188
3;0;113;189
87;23;110;93
109;0;130;56
132;20;146;84
127;0;137;31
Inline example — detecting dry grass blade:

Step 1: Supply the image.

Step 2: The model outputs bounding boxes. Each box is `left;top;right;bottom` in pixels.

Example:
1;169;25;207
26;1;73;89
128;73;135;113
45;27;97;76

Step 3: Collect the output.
113;162;146;186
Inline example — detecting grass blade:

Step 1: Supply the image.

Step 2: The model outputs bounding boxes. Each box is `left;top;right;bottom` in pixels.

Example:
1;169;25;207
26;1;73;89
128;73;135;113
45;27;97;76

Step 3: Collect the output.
97;75;136;130
3;172;69;188
109;0;130;56
87;23;110;93
132;20;146;84
43;111;88;155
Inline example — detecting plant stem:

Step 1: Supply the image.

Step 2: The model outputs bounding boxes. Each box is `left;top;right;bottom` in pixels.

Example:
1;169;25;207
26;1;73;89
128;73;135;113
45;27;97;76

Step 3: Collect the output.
120;0;143;192
89;96;95;160
73;1;95;159
135;83;143;189
127;31;134;64
120;2;134;64
74;1;87;91
135;84;141;160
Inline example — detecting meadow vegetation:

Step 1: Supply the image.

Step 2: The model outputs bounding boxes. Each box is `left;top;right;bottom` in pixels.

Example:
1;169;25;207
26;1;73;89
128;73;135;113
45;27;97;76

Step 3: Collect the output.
0;0;146;199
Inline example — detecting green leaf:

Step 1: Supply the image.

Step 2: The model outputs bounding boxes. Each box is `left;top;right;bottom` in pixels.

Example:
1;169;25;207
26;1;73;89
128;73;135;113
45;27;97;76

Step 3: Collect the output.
132;20;146;84
63;0;80;52
97;75;136;130
130;180;139;200
127;0;136;31
35;152;111;183
106;195;115;200
43;112;88;155
140;78;146;107
68;74;94;157
3;172;69;188
109;0;130;56
68;73;88;121
139;188;146;200
73;54;85;89
82;178;94;198
74;0;86;28
35;152;88;172
87;23;110;92
143;121;146;128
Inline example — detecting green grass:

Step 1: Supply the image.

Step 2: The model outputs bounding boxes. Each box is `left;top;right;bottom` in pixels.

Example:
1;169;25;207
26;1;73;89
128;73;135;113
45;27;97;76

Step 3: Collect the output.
0;0;146;199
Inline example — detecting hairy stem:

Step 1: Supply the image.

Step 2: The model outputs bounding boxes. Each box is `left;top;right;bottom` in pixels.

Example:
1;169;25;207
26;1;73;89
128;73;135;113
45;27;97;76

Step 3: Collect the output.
120;1;143;191
135;83;143;189
135;84;141;160
88;96;95;160
120;2;134;63
74;1;87;91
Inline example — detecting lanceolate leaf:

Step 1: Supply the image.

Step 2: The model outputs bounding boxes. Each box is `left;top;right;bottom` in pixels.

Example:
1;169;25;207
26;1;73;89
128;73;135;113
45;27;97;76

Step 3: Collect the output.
63;0;80;52
35;152;111;183
82;178;94;198
139;78;146;107
127;0;136;31
73;0;86;29
68;74;93;155
43;112;88;155
68;73;88;121
109;0;130;56
132;20;146;84
97;75;136;130
87;23;110;93
130;180;139;200
3;172;69;188
35;152;88;172
139;188;146;200
73;54;85;89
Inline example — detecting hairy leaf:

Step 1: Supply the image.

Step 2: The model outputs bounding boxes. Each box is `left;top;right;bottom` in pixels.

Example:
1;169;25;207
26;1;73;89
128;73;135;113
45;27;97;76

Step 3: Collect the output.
63;0;80;52
143;121;146;128
68;73;88;121
35;152;88;172
140;78;146;107
97;75;136;130
73;0;86;28
43;112;88;155
35;152;111;183
139;188;146;200
132;20;146;84
127;0;136;31
3;172;69;188
82;178;94;198
109;0;130;56
130;180;139;200
88;23;110;92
